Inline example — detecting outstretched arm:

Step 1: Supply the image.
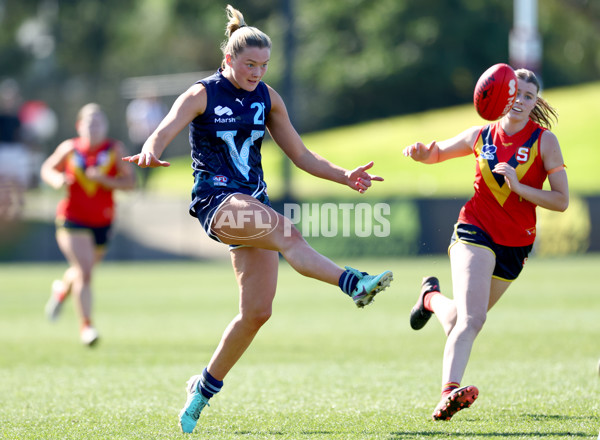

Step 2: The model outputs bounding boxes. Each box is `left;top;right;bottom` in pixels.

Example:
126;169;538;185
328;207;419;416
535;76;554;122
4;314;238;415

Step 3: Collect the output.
403;126;480;164
266;86;383;193
122;84;208;168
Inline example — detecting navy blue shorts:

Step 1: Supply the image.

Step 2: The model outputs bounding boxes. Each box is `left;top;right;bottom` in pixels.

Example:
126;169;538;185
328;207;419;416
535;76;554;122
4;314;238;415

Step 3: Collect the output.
56;218;112;247
449;223;532;281
189;176;271;248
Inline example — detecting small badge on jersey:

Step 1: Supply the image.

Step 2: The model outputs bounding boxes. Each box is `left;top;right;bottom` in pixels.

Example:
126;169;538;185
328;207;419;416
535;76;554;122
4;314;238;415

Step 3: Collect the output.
213;175;229;187
481;144;497;160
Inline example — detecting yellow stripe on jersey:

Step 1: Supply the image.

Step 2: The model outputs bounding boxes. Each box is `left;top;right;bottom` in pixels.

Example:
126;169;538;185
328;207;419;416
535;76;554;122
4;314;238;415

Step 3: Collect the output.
70;148;117;197
474;136;540;207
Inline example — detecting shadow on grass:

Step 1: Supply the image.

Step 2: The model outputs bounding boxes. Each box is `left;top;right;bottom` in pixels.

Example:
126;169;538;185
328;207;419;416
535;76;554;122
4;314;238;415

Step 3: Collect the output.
389;432;591;439
387;413;597;439
230;413;598;438
389;416;595;439
522;414;596;421
233;428;594;439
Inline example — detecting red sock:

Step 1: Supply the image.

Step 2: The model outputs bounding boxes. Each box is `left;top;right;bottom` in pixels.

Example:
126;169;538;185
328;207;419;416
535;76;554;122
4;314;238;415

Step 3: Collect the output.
53;281;68;302
423;291;441;312
441;382;460;398
80;318;92;331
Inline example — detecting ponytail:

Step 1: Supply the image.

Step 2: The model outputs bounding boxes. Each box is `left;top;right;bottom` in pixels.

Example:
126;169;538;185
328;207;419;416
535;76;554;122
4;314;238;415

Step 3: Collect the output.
220;5;272;69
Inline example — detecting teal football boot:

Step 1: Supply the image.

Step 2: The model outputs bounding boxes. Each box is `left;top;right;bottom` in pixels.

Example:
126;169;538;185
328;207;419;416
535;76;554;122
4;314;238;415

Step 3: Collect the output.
178;375;210;433
345;266;393;308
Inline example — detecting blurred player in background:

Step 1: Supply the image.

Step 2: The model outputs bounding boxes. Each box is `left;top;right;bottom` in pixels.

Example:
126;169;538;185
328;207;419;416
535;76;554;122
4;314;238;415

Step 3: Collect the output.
403;68;568;420
123;4;393;434
125;93;166;189
0;79;27;220
41;103;135;346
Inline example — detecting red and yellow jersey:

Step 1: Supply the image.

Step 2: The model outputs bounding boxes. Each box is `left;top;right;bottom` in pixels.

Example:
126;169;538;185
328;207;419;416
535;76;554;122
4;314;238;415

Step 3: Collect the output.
458;120;548;247
57;138;118;227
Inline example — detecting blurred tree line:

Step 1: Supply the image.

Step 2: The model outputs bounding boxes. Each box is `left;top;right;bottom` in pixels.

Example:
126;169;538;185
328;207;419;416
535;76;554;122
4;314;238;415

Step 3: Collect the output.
1;0;599;156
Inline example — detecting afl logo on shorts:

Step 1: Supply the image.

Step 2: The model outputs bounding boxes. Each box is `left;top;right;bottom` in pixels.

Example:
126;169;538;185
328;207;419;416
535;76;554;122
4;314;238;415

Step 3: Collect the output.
213;198;278;241
213;175;228;187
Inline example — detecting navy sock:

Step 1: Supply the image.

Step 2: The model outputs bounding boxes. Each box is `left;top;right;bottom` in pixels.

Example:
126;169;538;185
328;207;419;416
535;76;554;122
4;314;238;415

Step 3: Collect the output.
199;367;223;400
338;269;361;296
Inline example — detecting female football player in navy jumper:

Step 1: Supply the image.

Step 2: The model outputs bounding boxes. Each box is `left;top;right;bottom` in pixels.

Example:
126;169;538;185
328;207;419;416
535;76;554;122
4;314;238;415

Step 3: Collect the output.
403;68;568;421
123;5;393;433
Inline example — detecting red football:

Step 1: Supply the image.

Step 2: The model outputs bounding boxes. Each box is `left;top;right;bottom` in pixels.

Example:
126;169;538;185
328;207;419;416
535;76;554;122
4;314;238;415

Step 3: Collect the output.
473;63;518;121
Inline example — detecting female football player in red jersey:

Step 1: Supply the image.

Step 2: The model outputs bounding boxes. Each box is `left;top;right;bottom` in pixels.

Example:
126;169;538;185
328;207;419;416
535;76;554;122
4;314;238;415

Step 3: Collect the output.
403;68;568;420
122;5;393;434
41;103;135;346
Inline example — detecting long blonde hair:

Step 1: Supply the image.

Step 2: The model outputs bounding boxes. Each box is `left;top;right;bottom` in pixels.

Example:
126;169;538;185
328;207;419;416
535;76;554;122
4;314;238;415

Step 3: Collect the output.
220;5;272;69
515;68;558;129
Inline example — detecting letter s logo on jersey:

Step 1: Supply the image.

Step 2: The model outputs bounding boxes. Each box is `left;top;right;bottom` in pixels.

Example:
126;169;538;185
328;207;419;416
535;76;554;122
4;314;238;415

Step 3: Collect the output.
516;147;530;164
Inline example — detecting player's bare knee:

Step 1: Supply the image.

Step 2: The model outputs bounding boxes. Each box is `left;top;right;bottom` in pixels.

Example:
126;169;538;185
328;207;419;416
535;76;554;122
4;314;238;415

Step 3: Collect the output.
71;266;92;284
277;224;308;254
463;314;487;334
241;306;272;330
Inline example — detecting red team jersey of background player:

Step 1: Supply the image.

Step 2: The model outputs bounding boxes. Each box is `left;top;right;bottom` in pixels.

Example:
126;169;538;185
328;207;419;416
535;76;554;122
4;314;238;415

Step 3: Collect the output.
458;119;549;247
56;138;118;227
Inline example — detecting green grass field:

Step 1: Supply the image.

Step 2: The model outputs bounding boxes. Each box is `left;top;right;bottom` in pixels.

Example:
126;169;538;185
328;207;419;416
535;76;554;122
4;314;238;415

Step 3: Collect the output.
2;256;599;439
